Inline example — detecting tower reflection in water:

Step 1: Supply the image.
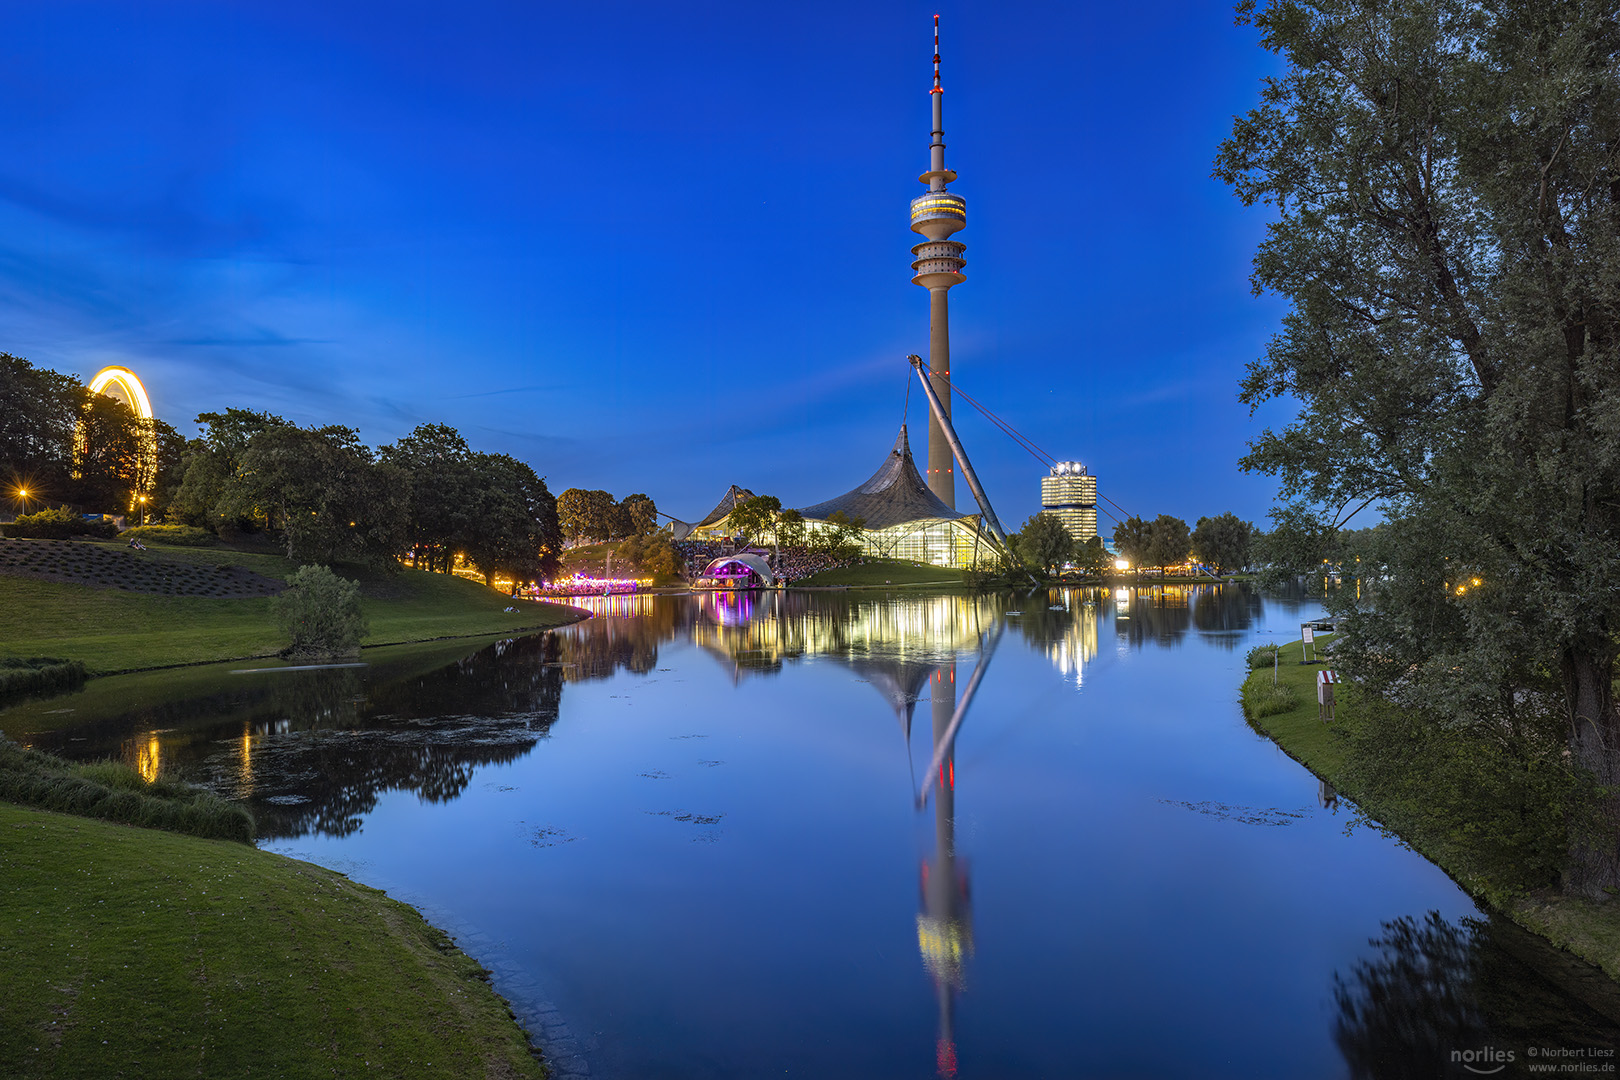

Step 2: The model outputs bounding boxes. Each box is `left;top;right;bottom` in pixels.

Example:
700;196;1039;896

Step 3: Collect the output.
920;658;970;1077
912;628;1000;1078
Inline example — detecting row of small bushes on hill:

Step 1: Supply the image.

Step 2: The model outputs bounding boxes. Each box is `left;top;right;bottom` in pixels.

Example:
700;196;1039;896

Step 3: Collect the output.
0;734;254;843
121;523;216;546
2;506;118;539
0;656;87;701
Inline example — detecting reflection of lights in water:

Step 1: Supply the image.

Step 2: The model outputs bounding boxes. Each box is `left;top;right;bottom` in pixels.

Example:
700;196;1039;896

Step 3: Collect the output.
238;727;254;798
916;914;971;989
705;590;755;627
136;735;161;782
554;593;660;618
1045;600;1099;685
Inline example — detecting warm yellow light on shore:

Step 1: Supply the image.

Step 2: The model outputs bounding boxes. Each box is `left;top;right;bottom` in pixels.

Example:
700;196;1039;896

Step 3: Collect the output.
1114;558;1130;571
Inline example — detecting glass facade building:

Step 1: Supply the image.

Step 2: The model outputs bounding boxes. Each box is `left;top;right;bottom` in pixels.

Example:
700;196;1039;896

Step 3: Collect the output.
1040;462;1098;542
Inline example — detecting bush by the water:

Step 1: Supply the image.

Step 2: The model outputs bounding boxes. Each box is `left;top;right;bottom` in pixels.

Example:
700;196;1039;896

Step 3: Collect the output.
1335;689;1596;900
0;734;253;842
3;506;118;540
1246;643;1281;669
272;564;368;658
0;657;87;701
122;523;215;546
1241;671;1298;718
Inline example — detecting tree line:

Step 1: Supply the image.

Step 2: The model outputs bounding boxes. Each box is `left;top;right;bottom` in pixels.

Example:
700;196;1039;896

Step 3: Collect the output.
0;356;564;589
1007;509;1257;578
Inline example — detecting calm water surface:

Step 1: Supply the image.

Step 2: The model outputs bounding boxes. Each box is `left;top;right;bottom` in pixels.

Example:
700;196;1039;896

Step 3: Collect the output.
5;585;1617;1078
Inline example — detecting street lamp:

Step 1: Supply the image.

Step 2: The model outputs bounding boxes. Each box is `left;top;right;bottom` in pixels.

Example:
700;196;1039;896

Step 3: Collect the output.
137;494;148;526
14;487;31;515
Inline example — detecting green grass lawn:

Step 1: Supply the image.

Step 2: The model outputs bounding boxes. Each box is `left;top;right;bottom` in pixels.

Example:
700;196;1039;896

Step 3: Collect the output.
0;803;545;1079
792;559;967;588
1241;635;1620;983
0;540;580;674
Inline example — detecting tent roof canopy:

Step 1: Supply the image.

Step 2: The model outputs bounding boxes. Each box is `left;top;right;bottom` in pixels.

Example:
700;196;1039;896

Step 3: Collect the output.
695;484;757;528
798;427;968;531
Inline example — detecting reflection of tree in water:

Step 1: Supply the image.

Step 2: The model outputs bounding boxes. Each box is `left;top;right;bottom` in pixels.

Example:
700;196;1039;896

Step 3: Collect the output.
554;596;693;680
1191;584;1262;642
1334;911;1620;1078
204;634;566;840
1113;586;1193;647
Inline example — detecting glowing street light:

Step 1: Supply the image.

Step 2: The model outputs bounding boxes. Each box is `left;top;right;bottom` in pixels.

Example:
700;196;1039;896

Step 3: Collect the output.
1114;558;1130;571
137;494;149;526
14;487;32;514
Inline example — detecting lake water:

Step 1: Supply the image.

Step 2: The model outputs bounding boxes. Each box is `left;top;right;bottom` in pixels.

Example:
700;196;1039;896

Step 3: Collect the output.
5;584;1617;1078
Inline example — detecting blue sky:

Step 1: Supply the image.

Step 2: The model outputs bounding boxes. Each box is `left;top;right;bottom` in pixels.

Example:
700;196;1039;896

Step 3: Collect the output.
0;1;1293;530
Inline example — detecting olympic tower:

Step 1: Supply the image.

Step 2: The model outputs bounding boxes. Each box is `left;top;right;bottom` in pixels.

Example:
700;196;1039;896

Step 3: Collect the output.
910;15;968;510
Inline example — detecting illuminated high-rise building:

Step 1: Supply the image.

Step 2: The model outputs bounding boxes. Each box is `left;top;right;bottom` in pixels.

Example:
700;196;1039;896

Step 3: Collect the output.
910;15;967;510
1041;461;1098;542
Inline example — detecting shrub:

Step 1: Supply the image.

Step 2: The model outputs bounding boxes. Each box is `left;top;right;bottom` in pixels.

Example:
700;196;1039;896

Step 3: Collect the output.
123;524;216;546
1246;643;1281;669
0;656;88;701
271;564;368;659
1241;672;1298;718
3;506;118;540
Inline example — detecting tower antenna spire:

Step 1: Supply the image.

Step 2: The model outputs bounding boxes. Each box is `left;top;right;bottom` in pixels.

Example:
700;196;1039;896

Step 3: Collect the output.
933;14;942;94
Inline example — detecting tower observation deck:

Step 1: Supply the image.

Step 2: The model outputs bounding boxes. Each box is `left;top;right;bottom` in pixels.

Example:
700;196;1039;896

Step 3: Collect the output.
911;14;966;510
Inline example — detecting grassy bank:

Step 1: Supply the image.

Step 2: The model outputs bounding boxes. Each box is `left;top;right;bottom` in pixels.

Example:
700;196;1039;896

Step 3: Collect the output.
1240;637;1620;981
0;538;580;674
0;802;545;1079
0;736;252;841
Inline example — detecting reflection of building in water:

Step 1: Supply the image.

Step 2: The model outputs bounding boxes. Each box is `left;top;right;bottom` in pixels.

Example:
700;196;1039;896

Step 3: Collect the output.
1046;598;1098;685
689;591;1005;684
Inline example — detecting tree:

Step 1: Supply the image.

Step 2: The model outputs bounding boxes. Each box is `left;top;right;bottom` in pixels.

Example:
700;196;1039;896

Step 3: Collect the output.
458;453;562;588
1014;512;1074;575
809;510;866;557
221;425;406;565
1072;535;1112;577
378;424;476;573
1145;515;1191;572
72;391;146;512
272;564;368;659
726;495;782;544
0;354;81;504
170;409;291;529
556;488;616;545
620;493;658;537
776;508;808;549
1112;516;1153;570
1191;513;1254;574
1216;0;1620;893
618;532;680;578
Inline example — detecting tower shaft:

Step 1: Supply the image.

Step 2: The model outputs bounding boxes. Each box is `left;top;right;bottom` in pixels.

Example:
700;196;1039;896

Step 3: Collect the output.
927;288;955;507
909;15;966;510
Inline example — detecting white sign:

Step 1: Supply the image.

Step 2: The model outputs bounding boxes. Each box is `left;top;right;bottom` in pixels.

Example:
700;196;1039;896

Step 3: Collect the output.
1303;626;1315;644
